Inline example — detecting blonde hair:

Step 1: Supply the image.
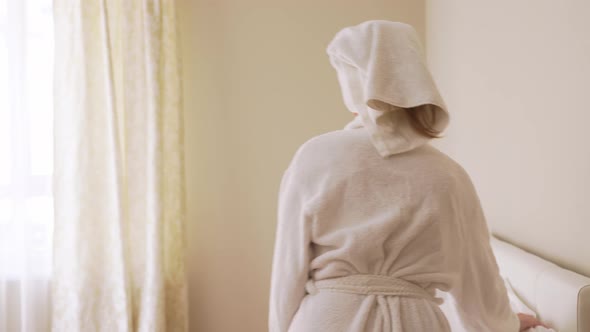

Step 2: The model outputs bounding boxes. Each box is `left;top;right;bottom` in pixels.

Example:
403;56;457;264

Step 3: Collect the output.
407;105;442;139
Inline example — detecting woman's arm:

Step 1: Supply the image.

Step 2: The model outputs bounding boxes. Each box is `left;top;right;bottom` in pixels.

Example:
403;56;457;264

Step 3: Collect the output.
443;174;521;332
268;167;312;332
518;313;550;331
449;230;521;332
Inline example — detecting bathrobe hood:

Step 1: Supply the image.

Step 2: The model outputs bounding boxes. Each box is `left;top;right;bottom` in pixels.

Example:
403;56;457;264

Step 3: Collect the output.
327;20;449;157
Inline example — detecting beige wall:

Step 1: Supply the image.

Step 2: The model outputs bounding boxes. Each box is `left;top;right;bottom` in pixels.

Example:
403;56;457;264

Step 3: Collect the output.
427;1;590;276
177;1;425;331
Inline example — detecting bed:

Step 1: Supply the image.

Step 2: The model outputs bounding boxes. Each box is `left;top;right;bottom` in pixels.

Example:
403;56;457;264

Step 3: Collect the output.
491;236;590;332
441;236;590;332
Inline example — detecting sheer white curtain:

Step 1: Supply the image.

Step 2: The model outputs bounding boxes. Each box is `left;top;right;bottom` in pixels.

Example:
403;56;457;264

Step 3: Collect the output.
52;1;188;331
0;0;54;331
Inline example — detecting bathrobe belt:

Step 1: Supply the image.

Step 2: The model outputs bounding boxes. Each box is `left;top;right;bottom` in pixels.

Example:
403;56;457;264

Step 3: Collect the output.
305;274;442;304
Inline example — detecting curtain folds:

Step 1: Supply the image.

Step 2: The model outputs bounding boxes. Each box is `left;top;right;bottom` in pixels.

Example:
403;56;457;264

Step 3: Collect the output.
52;1;187;331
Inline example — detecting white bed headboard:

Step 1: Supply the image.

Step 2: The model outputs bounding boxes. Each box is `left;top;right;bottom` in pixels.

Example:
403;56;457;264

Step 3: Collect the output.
491;236;590;332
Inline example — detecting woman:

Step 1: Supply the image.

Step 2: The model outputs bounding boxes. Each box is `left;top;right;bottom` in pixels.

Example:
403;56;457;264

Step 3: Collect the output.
269;20;545;332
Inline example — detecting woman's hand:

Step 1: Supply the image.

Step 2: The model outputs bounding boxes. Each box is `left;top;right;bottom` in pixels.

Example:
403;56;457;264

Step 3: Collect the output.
518;313;550;331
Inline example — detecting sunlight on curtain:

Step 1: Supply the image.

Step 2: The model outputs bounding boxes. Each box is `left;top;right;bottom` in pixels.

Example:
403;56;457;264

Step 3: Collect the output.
0;0;54;331
52;1;187;331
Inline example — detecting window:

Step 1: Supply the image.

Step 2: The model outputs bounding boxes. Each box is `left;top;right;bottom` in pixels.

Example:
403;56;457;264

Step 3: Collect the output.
0;0;53;330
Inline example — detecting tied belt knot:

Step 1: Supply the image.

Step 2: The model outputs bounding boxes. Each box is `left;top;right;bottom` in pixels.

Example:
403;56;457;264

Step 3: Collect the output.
305;274;442;304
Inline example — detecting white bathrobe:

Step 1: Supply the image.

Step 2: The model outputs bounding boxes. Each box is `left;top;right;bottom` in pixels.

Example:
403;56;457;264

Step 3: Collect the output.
269;21;520;332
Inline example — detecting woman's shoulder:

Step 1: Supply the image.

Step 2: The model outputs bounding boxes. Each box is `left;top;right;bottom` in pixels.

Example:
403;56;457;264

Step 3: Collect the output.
416;145;478;192
287;129;474;187
298;128;370;152
287;129;373;170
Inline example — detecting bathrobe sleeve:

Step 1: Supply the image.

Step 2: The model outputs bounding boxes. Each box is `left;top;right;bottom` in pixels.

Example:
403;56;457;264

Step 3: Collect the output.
445;180;521;332
269;166;313;332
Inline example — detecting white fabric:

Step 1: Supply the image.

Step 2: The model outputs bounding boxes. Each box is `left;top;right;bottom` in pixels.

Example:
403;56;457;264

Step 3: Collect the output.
528;326;557;332
268;127;520;331
52;1;187;331
504;279;536;317
327;20;449;157
504;281;556;332
0;0;54;331
490;237;590;332
305;274;441;303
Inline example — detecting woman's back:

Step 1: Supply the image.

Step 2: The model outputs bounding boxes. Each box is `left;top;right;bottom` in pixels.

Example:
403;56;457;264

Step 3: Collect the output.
303;127;462;287
269;20;520;332
270;127;518;331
